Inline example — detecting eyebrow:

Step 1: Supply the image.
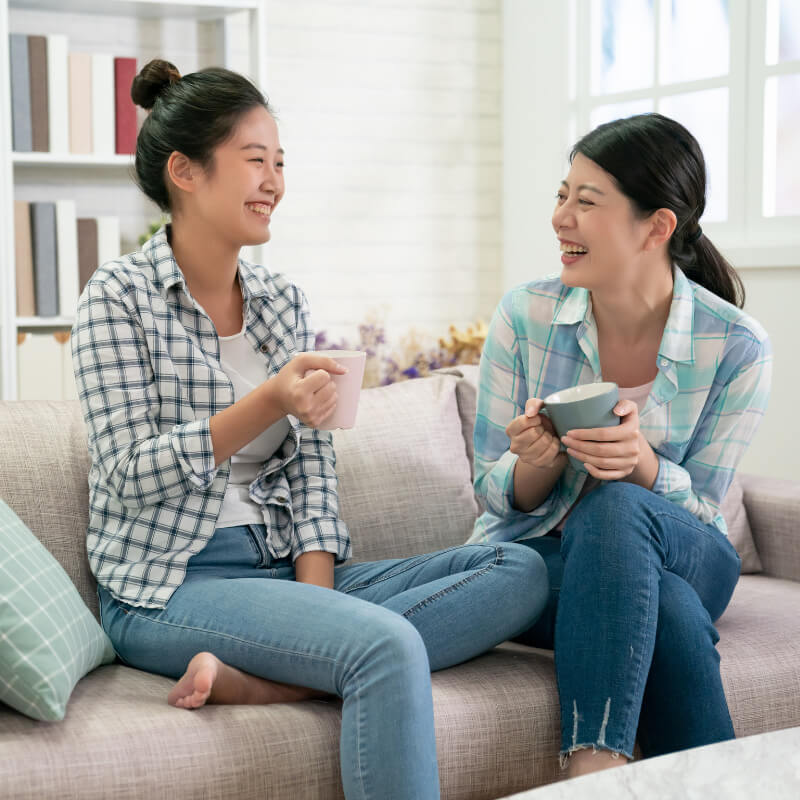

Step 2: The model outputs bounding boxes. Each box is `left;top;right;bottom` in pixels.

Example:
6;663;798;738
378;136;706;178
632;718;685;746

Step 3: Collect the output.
240;144;285;154
561;180;604;195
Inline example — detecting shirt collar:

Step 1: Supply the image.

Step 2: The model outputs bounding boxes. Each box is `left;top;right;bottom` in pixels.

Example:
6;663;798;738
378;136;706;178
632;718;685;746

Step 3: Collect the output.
142;225;276;302
551;267;695;365
658;266;695;364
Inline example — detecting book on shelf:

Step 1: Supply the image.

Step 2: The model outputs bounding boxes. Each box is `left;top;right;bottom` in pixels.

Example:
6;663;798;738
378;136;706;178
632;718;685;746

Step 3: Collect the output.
77;217;98;292
46;34;69;154
114;57;137;155
17;331;78;402
56;201;80;319
13;201;35;317
92;53;115;156
14;206;120;317
30;202;59;317
8;34;138;157
97;217;121;268
9;34;32;152
68;52;93;153
28;35;49;152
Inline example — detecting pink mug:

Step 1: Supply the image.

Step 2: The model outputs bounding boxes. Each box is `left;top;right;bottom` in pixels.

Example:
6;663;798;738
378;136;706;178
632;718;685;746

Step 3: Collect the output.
312;350;367;430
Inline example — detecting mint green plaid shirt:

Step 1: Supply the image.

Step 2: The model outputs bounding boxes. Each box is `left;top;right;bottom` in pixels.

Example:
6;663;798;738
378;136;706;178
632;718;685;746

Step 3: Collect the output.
469;268;772;544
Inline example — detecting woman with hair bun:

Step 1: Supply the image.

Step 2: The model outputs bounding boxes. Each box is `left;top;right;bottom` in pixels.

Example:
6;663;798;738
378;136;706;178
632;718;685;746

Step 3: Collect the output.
72;59;550;799
470;113;772;776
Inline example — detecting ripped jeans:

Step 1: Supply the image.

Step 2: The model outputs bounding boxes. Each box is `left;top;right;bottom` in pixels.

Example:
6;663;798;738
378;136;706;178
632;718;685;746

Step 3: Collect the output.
516;482;741;762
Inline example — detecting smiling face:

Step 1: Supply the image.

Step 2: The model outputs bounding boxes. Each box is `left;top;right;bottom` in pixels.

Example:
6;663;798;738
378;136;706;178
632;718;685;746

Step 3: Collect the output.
551;153;656;291
188;105;285;248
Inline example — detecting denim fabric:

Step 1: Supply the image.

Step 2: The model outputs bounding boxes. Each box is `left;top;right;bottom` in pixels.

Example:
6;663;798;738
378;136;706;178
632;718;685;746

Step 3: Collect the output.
515;482;740;761
98;527;549;800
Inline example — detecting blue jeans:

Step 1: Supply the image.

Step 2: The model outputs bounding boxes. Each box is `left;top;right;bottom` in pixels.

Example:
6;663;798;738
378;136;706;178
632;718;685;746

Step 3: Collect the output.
515;482;741;762
98;527;549;800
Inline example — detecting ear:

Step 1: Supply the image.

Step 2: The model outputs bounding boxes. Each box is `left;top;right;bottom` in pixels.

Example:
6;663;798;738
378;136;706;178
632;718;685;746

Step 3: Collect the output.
643;208;677;251
166;152;198;195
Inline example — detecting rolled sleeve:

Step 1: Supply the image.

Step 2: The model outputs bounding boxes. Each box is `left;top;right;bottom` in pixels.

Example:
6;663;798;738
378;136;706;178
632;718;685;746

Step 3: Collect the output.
293;516;351;563
283;290;351;562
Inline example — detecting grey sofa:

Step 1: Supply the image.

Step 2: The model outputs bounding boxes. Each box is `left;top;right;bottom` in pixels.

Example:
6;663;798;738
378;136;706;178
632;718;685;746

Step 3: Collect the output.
1;366;799;799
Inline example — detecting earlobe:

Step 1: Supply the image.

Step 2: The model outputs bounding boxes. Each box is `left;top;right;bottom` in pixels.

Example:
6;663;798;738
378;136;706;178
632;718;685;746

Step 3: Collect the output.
167;152;196;194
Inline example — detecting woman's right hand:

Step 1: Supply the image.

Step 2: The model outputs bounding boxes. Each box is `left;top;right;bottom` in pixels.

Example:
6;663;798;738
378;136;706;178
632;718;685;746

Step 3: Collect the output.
506;398;564;469
269;353;347;428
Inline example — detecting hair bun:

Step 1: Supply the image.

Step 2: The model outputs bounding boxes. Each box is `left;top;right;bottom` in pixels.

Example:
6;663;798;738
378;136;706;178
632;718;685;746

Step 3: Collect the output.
130;59;181;110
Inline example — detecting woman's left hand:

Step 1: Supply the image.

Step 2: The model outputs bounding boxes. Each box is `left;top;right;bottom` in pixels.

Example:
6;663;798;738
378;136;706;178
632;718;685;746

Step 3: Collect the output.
560;400;644;481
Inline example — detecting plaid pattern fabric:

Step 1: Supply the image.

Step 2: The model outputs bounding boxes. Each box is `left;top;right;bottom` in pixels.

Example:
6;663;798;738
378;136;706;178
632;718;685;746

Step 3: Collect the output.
0;501;114;721
71;226;350;609
469;268;772;545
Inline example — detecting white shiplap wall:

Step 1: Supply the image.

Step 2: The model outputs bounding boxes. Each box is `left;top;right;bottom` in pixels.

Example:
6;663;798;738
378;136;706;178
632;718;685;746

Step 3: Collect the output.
10;1;502;344
257;0;502;340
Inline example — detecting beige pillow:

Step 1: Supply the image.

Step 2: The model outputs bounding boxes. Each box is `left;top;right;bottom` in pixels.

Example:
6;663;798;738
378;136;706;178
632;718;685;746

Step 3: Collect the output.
333;374;478;563
721;476;763;574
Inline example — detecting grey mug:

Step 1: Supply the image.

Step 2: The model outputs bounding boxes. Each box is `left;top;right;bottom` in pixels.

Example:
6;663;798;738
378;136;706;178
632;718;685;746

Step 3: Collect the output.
540;382;620;471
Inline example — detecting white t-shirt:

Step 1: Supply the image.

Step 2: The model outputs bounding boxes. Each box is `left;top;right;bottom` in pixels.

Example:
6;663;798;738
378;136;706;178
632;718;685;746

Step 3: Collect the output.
215;324;291;529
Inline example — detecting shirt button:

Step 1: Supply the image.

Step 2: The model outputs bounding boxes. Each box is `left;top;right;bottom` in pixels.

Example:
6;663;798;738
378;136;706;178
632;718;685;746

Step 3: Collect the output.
660;359;669;367
260;343;269;353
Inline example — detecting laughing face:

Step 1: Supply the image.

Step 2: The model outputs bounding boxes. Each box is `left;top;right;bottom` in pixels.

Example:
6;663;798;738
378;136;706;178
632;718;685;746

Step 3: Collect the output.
190;105;285;248
551;153;653;291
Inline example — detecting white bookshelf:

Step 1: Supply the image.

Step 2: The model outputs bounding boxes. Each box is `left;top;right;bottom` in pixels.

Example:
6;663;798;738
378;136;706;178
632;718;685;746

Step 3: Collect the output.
0;0;268;399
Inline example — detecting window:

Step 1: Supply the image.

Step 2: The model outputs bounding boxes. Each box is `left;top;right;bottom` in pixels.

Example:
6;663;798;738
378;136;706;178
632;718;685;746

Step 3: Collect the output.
568;0;800;266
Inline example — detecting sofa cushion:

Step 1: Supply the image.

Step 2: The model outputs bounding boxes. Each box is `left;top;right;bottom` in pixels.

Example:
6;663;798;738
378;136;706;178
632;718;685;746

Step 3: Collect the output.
0;651;563;800
0;572;795;799
333;374;479;563
0;500;114;721
717;574;800;737
0;401;97;617
447;366;762;573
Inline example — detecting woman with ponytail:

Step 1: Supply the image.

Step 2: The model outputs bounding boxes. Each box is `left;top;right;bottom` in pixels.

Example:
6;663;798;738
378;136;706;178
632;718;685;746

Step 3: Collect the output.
470;113;772;775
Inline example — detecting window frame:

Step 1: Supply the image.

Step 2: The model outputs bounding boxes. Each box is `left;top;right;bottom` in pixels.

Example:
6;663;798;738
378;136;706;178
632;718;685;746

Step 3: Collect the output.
568;0;800;268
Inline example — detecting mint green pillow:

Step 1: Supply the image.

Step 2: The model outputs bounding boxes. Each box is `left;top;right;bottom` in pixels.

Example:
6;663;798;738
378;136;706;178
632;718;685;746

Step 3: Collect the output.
0;500;115;721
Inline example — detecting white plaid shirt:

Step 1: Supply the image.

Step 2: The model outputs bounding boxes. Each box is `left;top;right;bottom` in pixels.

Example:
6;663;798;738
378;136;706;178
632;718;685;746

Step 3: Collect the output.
469;267;772;545
72;227;351;608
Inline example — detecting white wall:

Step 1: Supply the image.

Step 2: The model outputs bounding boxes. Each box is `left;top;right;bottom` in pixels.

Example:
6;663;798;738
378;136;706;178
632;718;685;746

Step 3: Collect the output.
736;269;800;479
259;0;502;341
502;0;800;480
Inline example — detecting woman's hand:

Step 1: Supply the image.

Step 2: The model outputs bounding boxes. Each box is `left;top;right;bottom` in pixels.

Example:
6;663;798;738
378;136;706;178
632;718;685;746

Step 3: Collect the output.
506;398;565;469
269;353;347;428
560;400;658;486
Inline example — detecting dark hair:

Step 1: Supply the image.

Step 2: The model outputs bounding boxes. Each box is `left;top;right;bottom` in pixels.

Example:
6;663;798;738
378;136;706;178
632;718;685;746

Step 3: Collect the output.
571;113;744;308
130;59;271;212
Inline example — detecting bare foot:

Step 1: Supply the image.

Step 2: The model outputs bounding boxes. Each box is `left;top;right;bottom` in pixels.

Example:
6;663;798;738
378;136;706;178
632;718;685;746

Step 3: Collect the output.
167;652;328;709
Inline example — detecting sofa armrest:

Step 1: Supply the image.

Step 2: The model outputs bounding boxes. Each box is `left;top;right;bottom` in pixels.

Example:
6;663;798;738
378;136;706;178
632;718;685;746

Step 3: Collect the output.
738;473;800;582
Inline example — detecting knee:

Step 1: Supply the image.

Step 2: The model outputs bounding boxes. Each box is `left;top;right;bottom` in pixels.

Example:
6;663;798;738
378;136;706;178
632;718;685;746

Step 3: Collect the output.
502;543;550;613
562;482;653;551
574;482;650;520
354;607;429;674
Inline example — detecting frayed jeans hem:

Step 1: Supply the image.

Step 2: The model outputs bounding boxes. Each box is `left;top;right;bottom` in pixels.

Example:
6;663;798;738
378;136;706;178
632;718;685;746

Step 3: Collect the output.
559;744;631;770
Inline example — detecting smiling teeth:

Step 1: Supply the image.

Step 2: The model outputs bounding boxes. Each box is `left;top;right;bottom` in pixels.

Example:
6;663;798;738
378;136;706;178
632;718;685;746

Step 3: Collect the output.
246;203;271;217
560;243;588;254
